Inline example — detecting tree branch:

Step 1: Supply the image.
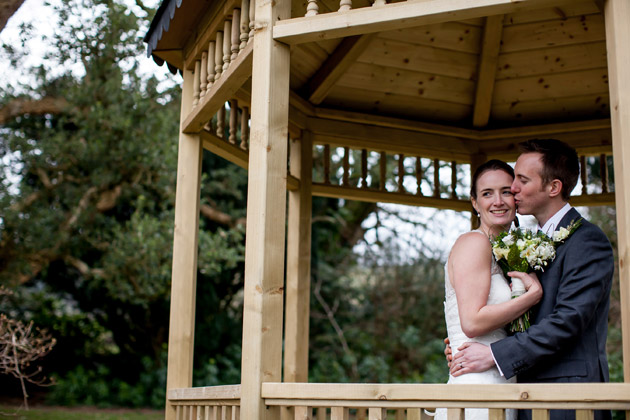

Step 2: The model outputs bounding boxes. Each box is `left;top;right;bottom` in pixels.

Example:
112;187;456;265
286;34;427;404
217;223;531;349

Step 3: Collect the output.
0;97;68;124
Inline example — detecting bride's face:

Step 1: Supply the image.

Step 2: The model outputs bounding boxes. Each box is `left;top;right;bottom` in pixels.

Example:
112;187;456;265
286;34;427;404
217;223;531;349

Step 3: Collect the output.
472;169;516;234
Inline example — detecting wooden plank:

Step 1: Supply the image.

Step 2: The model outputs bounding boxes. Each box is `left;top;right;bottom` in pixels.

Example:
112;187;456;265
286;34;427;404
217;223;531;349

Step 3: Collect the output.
447;408;464;420
201;130;250;169
308;34;375;104
531;409;549;420
493;68;609;103
284;132;313;386
324;86;472;123
604;0;630;383
273;0;575;44
336;62;475;105
165;69;204;420
307;117;479;161
472;14;504;127
491;93;610;123
261;383;630;402
503;2;600;26
488;408;504;420
495;42;608;80
311;184;472;212
183;42;253;134
331;407;349;420
169;386;241;401
576;410;594;420
291;43;333;90
295;406;312;419
407;408;422;420
368;408;387;420
376;21;482;55
239;0;291;419
500;13;605;53
357;36;478;80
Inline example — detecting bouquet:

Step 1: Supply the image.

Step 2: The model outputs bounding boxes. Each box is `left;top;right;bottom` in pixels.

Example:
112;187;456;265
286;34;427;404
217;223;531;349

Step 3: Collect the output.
491;219;582;332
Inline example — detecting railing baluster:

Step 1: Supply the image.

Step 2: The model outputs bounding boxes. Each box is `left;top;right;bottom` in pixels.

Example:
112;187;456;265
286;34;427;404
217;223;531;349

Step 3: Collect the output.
207;41;216;91
361;149;368;188
398;154;405;192
212;406;220;420
451;161;457;199
600;154;608;193
214;31;224;81
379;152;386;191
200;52;208;99
222;405;232;420
317;407;328;420
532;409;549;420
240;106;249;150
372;0;386;6
240;0;249;50
343;147;350;186
223;20;232;71
189;405;194;420
305;0;319;16
576;410;594;420
204;406;210;420
580;155;587;195
324;144;331;184
295;406;312;419
339;0;352;11
231;9;240;61
192;60;201;107
407;408;422;420
248;0;255;43
368;407;387;420
229;99;238;145
331;407;349;420
433;159;440;198
357;408;367;420
395;409;405;420
176;404;182;420
232;406;240;420
488;408;504;420
217;104;225;138
416;157;423;196
446;408;464;420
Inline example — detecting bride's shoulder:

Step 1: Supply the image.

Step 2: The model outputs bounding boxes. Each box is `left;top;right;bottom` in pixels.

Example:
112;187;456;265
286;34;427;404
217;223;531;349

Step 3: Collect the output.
450;231;491;256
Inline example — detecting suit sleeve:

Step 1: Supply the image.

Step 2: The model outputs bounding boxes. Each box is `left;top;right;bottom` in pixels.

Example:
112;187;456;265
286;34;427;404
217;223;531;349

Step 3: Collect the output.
490;223;614;379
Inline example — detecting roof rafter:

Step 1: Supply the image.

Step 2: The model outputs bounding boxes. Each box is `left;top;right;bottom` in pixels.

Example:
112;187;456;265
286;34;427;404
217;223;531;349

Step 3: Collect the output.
472;14;504;128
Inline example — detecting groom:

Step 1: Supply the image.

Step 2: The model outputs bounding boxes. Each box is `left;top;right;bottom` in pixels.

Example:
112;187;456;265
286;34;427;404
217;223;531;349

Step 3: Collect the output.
451;139;614;420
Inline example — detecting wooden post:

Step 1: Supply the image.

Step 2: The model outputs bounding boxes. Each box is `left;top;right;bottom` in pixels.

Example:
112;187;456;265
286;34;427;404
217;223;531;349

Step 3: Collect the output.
283;132;313;420
240;0;291;417
604;0;630;384
164;69;203;420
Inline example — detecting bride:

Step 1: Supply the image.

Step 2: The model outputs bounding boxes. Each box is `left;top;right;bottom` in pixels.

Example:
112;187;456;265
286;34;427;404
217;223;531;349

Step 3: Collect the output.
434;160;542;420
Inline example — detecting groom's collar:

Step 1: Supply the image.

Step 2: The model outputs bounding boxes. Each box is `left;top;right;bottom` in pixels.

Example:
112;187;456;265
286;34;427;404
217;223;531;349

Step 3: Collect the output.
537;203;573;235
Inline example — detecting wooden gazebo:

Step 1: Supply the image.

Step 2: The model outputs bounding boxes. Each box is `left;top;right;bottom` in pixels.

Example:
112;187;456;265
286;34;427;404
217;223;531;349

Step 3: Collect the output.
144;0;630;419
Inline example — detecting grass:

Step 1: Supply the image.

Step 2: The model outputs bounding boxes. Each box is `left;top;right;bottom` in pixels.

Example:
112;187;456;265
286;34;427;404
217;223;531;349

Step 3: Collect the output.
0;405;164;420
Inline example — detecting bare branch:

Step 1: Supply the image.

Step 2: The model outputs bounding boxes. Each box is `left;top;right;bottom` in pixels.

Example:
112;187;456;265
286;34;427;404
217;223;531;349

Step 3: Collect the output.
0;97;68;124
200;203;246;227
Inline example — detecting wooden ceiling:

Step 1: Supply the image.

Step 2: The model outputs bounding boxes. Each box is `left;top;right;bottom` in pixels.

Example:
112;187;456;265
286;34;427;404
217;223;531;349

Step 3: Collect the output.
288;1;609;130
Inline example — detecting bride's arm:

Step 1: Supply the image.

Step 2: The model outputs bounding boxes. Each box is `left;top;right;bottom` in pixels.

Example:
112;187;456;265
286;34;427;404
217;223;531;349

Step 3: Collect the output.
450;233;542;338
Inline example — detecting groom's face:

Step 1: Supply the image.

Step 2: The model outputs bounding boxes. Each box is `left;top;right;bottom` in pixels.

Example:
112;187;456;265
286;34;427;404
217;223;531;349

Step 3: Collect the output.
511;152;548;217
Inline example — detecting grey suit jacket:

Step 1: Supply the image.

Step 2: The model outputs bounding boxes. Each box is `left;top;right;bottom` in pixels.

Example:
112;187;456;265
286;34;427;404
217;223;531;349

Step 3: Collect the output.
490;208;614;419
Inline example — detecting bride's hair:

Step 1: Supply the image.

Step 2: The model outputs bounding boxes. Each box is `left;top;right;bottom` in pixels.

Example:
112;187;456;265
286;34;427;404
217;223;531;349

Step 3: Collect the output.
470;159;515;200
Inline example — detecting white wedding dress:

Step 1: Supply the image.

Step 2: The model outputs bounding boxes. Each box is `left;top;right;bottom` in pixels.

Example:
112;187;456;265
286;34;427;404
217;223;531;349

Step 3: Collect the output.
434;230;516;420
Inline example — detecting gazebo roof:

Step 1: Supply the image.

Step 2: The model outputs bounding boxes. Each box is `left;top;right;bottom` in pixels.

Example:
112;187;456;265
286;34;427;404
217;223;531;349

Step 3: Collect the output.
146;0;610;131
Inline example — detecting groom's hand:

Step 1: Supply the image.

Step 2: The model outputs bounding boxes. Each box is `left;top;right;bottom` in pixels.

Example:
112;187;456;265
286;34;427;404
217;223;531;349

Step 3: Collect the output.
450;342;495;376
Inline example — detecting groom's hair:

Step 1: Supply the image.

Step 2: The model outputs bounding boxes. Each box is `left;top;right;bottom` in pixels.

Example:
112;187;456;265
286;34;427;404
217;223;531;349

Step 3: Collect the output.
519;139;579;201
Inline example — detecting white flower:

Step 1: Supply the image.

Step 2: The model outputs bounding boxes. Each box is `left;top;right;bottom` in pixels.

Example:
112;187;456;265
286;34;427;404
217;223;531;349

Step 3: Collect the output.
493;247;509;260
516;239;526;249
502;235;515;246
552;227;570;242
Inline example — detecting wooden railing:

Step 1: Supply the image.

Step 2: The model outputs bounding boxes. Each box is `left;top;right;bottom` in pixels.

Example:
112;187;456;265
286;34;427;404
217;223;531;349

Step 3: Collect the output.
167;383;630;420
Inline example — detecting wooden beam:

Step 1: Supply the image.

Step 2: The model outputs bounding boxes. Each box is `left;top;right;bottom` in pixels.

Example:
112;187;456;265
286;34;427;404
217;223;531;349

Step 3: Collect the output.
604;0;630;383
239;0;291;417
165;69;203;420
472;15;504;128
201;130;250;169
307;117;478;162
262;383;630;406
312;184;472;212
283;132;313;418
569;192;616;207
273;0;574;44
183;42;253;134
307;34;375;105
